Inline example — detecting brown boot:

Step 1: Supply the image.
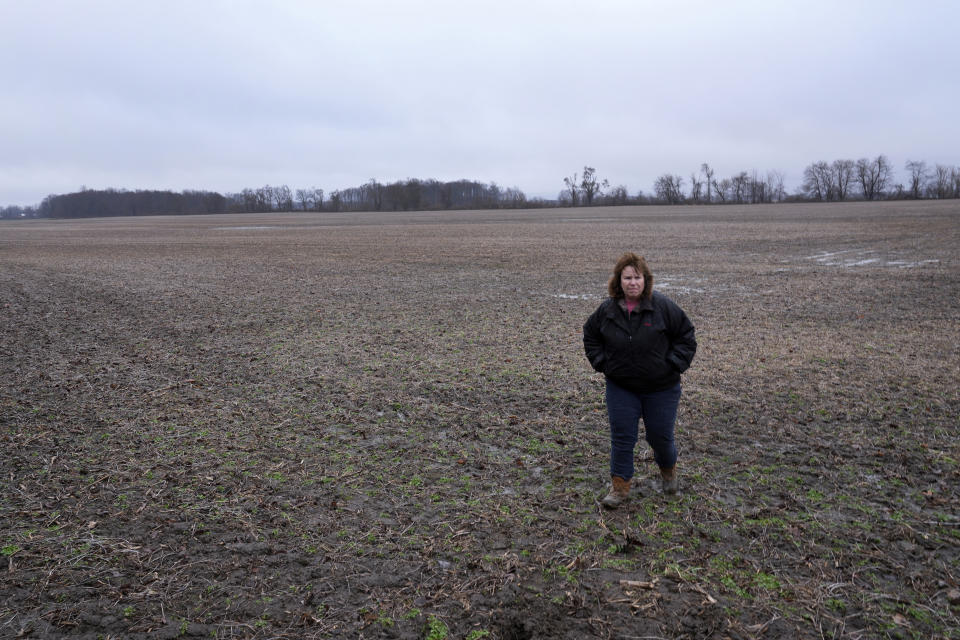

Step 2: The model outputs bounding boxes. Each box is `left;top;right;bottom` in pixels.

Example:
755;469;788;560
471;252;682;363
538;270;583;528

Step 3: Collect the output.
660;466;679;495
601;476;631;509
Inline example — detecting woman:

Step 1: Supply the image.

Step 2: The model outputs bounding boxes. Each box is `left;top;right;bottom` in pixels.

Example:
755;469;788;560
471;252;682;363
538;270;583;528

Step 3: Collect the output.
583;252;696;507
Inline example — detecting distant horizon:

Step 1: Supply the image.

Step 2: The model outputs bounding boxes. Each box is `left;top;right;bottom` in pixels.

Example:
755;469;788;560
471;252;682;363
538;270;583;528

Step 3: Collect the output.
5;152;956;209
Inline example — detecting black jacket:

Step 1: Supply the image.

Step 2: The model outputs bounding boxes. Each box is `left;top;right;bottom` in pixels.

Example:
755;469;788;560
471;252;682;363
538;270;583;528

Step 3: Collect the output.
583;292;697;394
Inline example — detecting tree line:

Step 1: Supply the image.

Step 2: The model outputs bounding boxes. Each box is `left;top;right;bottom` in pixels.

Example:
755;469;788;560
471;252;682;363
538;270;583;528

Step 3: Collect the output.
280;178;529;213
2;178;534;219
559;163;788;206
801;157;960;201
29;189;228;219
3;155;959;219
558;156;960;206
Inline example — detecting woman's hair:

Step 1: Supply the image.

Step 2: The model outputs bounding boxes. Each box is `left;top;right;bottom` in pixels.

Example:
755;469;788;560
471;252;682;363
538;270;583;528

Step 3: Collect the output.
607;252;653;299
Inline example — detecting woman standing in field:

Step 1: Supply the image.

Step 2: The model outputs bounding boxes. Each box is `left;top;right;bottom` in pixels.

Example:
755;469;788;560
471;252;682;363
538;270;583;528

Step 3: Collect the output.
583;252;696;508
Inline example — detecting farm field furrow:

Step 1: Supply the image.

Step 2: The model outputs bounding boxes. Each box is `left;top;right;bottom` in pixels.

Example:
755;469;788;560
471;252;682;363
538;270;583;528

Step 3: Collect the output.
2;201;959;639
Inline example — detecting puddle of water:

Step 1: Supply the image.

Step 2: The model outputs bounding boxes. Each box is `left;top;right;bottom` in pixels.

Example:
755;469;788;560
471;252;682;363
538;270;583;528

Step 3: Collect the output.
803;250;939;269
214;225;278;230
887;259;940;268
552;293;596;300
657;282;705;294
804;250;859;261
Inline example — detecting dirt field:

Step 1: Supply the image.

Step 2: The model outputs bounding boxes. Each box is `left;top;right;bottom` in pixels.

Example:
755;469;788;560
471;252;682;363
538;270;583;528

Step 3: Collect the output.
2;201;958;639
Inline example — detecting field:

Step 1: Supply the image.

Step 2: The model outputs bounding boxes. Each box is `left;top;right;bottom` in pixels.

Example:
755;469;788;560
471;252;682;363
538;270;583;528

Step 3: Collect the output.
2;201;958;639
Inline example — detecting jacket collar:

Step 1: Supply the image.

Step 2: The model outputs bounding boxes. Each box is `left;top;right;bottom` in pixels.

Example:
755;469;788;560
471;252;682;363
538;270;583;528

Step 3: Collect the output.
605;296;653;329
607;296;653;314
616;296;654;313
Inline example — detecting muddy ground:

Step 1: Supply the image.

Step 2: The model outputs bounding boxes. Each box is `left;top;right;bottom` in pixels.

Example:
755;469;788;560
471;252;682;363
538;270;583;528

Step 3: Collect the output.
1;201;958;639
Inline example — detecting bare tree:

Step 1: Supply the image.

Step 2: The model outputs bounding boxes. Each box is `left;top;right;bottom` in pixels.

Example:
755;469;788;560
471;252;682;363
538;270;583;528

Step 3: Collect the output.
329;190;342;212
273;185;293;211
295;188;313;211
502;187;527;208
767;170;786;202
875;155;892;196
932;164;953;199
256;185;274;211
855;159;872;200
403;179;424;210
241;188;257;211
366;179;383;210
653;174;684;204
313;188;325;211
562;172;580;206
606;185;629;205
712;178;730;203
731;171;749;203
833;159;855;201
905;160;929;199
804;162;830;201
689;173;703;204
580;166;609;206
485;182;501;208
700;163;714;204
748;170;765;204
856;155;891;201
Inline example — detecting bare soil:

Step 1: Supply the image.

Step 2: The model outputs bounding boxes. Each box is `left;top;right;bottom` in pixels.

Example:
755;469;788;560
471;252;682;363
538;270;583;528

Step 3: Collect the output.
2;201;958;639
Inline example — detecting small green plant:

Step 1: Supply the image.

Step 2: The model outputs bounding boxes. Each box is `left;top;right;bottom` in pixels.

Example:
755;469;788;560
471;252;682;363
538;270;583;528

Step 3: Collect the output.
721;576;750;599
601;557;636;570
754;572;780;591
826;598;846;612
906;605;932;624
466;631;491;640
1;545;19;557
425;616;448;640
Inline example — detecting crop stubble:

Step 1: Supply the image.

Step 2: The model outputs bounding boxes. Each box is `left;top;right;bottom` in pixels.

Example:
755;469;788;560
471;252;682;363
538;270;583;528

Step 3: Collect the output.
1;201;958;639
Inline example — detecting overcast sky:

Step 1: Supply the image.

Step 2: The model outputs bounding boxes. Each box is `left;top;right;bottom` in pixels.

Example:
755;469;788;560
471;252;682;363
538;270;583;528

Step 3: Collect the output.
2;0;958;206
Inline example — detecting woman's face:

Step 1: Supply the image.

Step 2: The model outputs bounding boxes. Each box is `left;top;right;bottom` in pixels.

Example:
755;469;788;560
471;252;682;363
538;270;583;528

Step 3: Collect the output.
620;265;644;300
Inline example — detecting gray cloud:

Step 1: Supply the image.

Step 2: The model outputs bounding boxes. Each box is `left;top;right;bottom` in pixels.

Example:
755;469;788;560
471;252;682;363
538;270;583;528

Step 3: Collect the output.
2;0;957;205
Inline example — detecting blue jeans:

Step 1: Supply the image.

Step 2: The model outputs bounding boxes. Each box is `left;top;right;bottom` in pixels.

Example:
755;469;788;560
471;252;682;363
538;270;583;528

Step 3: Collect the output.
606;380;682;480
